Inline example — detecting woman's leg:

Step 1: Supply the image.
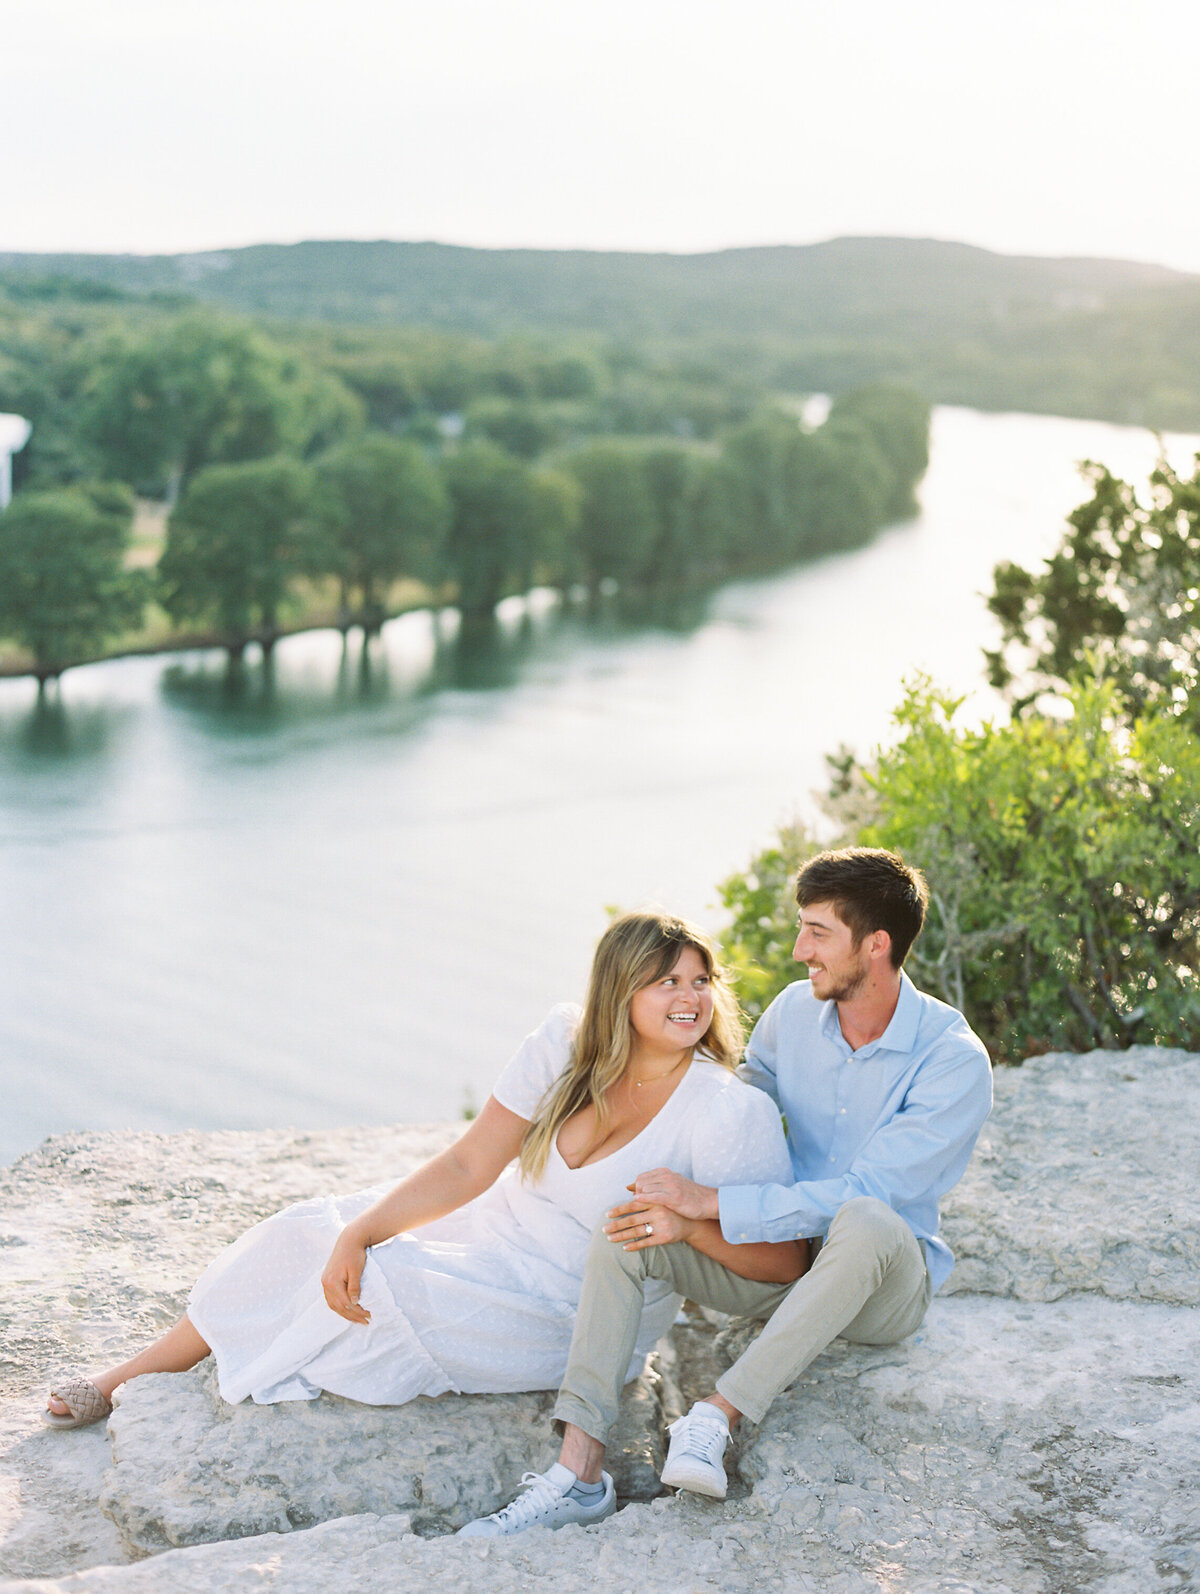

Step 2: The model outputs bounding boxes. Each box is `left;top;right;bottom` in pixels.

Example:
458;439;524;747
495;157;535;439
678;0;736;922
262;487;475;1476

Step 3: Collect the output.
47;1314;211;1415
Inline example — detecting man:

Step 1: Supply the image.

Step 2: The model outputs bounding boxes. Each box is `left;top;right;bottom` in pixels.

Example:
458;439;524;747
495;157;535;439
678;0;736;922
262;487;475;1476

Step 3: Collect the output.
460;847;992;1536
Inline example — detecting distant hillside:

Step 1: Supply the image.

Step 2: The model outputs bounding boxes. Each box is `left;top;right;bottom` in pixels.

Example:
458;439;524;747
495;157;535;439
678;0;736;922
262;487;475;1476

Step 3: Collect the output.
0;235;1186;334
2;237;1199;430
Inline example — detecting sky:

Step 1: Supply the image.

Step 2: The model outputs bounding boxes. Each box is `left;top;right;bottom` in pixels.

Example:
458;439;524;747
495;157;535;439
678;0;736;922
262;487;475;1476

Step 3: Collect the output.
3;0;1199;273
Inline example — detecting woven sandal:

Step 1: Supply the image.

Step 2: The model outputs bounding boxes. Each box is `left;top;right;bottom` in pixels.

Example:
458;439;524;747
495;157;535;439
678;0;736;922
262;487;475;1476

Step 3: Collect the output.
43;1376;113;1429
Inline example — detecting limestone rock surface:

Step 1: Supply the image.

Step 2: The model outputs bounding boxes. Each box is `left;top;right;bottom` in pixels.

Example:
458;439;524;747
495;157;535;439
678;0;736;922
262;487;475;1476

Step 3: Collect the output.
1;1044;1197;1594
100;1361;667;1552
939;1046;1198;1305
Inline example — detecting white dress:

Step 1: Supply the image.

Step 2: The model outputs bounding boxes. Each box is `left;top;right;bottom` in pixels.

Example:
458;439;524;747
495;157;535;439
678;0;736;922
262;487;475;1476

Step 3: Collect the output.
188;1004;794;1407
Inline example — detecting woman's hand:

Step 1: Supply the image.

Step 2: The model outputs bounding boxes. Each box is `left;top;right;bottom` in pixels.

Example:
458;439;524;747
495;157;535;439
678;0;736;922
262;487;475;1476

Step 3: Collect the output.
321;1231;371;1325
604;1198;696;1250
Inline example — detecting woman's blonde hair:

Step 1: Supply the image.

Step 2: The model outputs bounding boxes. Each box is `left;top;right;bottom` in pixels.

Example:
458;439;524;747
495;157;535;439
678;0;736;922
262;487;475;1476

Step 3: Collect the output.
518;910;743;1180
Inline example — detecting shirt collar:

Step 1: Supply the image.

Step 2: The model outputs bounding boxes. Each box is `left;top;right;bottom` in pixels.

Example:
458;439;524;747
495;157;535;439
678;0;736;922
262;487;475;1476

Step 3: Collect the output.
817;969;922;1059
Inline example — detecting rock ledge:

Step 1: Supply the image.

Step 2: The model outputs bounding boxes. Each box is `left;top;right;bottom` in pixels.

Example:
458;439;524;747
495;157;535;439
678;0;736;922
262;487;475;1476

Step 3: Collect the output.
1;1045;1196;1593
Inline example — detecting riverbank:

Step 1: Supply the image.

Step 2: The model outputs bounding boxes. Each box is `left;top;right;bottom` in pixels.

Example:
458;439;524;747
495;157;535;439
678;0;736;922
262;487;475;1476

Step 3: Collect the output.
1;1044;1195;1593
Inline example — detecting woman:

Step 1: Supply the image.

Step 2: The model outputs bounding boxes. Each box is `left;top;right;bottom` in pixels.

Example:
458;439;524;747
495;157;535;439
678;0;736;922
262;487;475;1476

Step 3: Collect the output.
46;911;806;1428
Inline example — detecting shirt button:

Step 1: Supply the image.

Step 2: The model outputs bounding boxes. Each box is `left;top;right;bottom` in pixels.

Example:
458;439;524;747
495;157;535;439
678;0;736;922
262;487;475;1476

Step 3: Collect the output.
830;1155;836;1163
840;1108;847;1114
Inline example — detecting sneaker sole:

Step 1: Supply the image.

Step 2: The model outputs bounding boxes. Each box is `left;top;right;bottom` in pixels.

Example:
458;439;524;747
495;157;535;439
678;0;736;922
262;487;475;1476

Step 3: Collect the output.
660;1462;727;1500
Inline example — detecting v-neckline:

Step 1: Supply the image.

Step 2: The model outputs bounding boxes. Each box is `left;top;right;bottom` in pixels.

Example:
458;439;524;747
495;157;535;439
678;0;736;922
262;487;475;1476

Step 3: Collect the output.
553;1059;698;1171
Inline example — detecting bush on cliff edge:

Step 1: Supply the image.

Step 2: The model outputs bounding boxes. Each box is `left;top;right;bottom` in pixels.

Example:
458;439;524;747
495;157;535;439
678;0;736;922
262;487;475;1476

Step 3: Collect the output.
719;677;1200;1063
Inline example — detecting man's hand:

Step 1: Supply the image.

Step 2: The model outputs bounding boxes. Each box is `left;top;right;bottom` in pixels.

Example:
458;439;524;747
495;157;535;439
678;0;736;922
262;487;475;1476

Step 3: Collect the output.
626;1167;719;1221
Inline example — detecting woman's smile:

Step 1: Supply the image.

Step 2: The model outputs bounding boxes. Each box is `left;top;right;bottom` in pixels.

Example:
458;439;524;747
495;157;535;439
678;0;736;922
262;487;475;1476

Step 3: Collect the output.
628;947;714;1057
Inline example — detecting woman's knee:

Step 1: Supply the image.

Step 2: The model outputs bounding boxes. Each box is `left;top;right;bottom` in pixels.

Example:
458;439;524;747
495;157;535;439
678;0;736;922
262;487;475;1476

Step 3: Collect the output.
585;1219;649;1279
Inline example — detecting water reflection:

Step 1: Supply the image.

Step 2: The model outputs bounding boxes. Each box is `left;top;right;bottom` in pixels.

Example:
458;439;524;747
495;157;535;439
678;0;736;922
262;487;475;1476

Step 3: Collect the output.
0;688;125;765
142;585;731;730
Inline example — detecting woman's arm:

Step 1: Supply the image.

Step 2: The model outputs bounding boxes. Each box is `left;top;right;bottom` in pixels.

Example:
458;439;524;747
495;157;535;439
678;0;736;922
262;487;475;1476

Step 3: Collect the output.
604;1197;808;1284
606;1166;808;1284
322;1096;528;1322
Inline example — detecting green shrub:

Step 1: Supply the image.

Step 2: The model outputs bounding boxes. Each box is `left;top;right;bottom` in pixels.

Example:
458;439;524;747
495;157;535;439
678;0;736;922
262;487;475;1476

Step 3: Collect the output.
719;678;1200;1061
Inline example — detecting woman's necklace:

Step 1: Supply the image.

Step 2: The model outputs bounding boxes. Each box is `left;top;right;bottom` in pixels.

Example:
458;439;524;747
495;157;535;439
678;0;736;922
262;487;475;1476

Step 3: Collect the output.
628;1053;690;1089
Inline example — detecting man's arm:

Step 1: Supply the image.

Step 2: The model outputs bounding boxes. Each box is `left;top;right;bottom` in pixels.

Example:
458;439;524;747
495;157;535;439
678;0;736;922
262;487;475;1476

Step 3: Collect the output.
719;1042;992;1245
604;1170;807;1284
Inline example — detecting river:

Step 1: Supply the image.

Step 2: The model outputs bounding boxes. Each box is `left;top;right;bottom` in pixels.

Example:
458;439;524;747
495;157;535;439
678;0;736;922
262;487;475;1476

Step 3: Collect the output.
1;406;1195;1164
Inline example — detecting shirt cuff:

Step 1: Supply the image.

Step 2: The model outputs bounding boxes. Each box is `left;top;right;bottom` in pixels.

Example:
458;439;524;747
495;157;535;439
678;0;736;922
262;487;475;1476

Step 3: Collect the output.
718;1184;766;1246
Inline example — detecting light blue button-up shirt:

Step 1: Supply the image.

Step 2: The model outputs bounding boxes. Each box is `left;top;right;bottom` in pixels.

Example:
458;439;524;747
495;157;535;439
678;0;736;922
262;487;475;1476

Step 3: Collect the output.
718;972;992;1292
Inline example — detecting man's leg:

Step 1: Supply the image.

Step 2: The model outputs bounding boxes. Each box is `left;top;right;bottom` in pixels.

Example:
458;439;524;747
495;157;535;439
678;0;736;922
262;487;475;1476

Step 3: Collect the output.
459;1226;785;1536
552;1219;791;1447
715;1196;930;1424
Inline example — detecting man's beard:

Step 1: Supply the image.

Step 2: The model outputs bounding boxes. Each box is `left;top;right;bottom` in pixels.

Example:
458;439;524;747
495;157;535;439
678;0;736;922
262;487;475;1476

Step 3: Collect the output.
814;953;870;1003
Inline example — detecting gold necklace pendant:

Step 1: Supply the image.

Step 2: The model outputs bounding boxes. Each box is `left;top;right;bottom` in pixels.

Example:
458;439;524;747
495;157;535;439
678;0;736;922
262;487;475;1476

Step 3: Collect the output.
629;1055;688;1089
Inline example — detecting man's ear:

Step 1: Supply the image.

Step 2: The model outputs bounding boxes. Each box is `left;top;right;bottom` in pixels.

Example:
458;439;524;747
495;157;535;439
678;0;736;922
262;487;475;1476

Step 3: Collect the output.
869;928;893;964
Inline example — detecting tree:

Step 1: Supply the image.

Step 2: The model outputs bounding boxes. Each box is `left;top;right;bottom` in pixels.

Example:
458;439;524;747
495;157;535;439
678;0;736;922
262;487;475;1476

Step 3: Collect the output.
718;412;805;568
790;414;895;557
442;441;578;618
638;446;704;589
564;441;656;597
520;465;581;592
0;483;143;682
986;456;1200;724
158;456;314;657
311;434;449;631
830;385;931;521
464;398;558;459
81;316;360;494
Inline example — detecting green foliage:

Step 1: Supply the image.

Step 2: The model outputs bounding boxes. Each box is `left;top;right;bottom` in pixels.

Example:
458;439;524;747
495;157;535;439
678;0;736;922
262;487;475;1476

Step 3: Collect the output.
831;384;931;520
564;441;658;593
0;484;143;679
719;679;1200;1061
862;679;1200;1057
311;434;450;628
637;446;704;587
79;317;360;491
158;456;314;648
719;411;808;567
464;398;559;459
11;237;1197;429
0;273;932;673
716;821;815;1025
442;442;579;617
986;456;1200;724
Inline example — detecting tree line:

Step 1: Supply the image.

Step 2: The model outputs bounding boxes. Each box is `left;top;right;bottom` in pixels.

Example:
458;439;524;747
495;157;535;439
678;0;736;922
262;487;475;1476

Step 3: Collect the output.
0;309;930;682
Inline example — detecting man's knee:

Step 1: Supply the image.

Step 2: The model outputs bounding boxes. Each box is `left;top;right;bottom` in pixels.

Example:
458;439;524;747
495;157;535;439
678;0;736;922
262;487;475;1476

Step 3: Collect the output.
827;1196;911;1259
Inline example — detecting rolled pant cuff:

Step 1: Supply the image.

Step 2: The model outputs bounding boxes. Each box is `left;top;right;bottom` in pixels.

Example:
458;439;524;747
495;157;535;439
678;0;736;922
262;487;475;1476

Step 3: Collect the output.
551;1393;610;1445
714;1371;770;1427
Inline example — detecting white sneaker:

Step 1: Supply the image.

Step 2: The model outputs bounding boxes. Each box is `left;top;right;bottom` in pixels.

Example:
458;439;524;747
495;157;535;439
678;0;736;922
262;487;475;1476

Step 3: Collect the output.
660;1403;730;1499
457;1463;616;1538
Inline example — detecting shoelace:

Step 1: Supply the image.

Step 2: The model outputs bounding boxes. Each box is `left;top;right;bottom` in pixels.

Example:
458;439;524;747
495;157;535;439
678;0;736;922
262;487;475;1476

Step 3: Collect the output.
671;1417;726;1463
489;1472;565;1526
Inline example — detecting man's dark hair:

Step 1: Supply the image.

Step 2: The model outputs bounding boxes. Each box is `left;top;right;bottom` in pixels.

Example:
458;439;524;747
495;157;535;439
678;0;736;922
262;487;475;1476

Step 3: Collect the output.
795;847;928;969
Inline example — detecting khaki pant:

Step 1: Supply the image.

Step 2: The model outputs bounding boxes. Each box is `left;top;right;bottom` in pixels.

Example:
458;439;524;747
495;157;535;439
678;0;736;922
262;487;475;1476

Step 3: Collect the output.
553;1196;932;1438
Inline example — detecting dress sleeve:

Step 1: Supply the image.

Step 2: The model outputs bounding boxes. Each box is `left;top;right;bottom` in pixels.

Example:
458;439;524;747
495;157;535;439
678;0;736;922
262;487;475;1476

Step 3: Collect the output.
490;1003;580;1121
684;1076;793;1190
